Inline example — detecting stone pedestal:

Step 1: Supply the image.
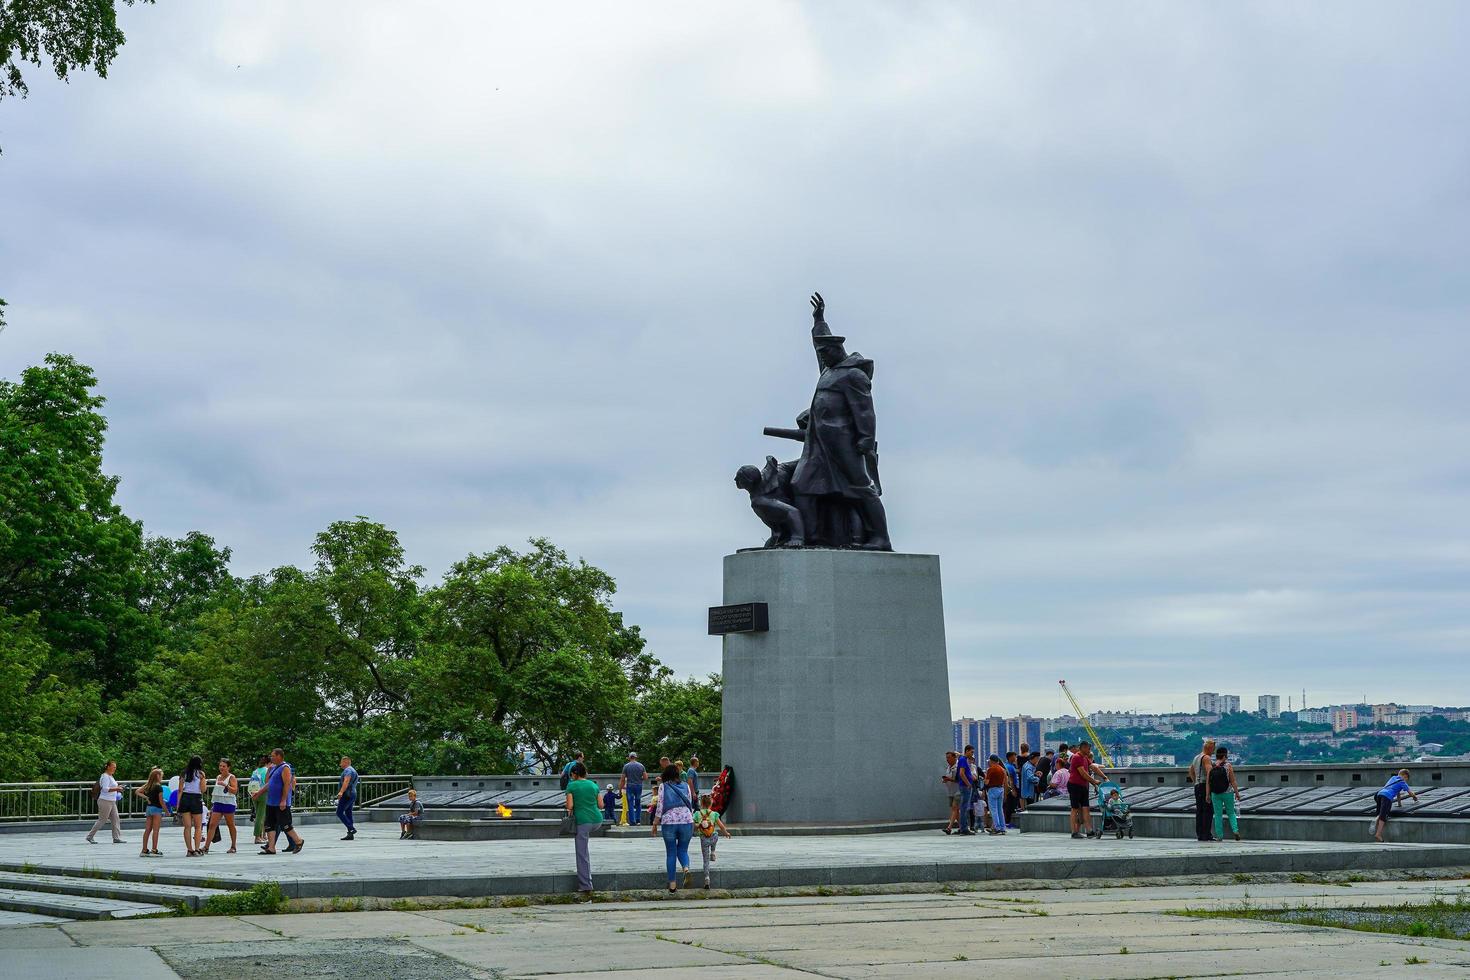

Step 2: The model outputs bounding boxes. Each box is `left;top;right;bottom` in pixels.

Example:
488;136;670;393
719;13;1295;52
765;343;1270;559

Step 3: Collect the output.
720;549;952;824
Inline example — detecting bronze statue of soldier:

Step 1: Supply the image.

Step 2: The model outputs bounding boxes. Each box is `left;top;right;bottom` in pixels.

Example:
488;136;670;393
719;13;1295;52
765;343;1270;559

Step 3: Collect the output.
748;293;891;551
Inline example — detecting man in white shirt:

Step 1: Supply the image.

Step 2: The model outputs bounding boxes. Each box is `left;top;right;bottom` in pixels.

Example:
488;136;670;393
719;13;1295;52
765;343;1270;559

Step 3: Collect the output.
85;761;127;844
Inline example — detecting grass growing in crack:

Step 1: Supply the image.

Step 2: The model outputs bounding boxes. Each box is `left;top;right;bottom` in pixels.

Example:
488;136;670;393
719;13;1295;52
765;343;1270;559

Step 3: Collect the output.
193;882;287;916
1173;895;1470;942
458;923;486;933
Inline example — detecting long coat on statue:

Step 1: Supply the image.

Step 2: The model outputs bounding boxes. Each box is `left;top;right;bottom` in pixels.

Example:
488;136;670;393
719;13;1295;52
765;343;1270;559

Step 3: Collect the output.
792;353;880;499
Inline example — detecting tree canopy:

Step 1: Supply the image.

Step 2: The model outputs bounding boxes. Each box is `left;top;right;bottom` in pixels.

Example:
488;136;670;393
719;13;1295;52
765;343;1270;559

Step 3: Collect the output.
0;349;720;781
1;0;152;102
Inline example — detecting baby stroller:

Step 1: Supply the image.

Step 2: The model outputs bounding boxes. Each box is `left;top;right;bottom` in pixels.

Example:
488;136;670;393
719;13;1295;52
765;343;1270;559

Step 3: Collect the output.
1096;781;1134;840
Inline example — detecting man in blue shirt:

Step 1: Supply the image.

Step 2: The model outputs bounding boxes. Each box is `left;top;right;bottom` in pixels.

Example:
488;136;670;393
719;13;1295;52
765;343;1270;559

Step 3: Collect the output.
955;745;978;835
262;748;304;855
1373;769;1419;842
336;756;360;841
620;753;646;825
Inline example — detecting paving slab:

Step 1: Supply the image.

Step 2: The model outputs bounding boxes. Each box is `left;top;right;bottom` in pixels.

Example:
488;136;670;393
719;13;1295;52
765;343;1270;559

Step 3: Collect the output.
506;968;812;980
0;909;72;928
4;946;181;979
0;923;77;947
411;931;751;973
242;909;468;939
60;914;282;946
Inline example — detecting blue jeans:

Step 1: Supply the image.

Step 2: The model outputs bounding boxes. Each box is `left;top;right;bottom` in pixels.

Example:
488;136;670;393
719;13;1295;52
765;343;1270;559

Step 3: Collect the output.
958;786;975;833
627;784;643;824
661;823;693;882
987;787;1007;832
336;795;355;833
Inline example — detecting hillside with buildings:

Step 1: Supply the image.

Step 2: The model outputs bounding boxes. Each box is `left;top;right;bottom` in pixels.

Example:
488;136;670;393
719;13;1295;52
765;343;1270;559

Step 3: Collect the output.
954;694;1470;767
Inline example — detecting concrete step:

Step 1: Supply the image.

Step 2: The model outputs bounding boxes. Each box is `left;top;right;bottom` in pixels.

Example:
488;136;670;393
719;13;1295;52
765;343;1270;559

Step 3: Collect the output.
0;870;234;911
0;886;171;920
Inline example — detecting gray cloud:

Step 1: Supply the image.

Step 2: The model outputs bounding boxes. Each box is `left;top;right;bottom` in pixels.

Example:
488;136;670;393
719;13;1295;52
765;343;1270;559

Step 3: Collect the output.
2;1;1467;716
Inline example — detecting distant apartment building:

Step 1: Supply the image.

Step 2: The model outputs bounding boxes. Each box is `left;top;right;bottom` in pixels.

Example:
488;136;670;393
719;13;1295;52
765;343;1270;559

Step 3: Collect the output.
1198;692;1241;714
1088;711;1166;729
1258;695;1281;719
1331;707;1360;733
1298;708;1332;724
953;717;979;753
1371;704;1400;725
1113;753;1175;767
1381;711;1426;727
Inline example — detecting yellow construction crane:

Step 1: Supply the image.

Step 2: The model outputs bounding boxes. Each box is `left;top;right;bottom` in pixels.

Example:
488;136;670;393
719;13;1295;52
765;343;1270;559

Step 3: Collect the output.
1058;679;1113;768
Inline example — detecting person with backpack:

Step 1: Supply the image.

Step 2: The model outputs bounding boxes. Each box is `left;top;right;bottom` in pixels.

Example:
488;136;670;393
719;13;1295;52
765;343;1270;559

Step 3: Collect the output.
1209;745;1242;841
559;750;585;791
336;756;360;841
694;792;730;889
85;761;127;845
651;762;695;892
1372;769;1419;843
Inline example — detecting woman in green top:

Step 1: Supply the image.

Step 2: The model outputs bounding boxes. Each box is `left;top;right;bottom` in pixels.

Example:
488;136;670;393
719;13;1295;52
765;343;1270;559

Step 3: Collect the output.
565;762;602;895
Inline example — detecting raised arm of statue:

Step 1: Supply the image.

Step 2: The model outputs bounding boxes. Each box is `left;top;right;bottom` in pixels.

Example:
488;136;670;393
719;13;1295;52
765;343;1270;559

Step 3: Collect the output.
763;426;805;442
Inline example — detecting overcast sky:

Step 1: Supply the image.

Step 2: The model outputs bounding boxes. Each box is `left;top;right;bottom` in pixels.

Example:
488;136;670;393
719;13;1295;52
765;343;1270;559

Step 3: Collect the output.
3;2;1468;718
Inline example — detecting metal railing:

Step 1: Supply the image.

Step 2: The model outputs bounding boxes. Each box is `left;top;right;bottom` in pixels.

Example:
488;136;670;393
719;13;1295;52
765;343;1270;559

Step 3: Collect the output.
0;775;414;823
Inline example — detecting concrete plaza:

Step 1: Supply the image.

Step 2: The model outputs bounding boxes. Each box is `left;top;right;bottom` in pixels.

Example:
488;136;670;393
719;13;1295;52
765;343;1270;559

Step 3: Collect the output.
2;823;1468;900
3;876;1470;978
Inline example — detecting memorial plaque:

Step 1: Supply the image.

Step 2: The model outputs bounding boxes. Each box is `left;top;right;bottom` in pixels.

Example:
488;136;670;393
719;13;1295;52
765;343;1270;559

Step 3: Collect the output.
708;601;769;635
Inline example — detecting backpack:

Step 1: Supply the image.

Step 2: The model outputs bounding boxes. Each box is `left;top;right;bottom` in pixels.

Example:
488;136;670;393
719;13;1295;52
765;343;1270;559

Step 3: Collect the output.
559;766;571;791
1208;761;1230;794
90;780;102;801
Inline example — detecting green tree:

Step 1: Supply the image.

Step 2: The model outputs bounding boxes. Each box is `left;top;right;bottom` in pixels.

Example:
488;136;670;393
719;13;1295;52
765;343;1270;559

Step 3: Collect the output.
1;1;152;101
419;538;661;773
0;353;148;687
0;610;103;779
628;673;722;769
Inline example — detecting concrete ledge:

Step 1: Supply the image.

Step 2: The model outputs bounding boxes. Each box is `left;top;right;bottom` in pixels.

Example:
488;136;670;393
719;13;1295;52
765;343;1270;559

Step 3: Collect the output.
414;818;580;841
1017;808;1470;844
605;819;946;838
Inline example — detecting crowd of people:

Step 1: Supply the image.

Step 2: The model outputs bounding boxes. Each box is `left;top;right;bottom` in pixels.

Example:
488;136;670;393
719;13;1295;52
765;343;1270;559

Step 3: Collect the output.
84;750;364;857
940;737;1426;845
942;740;1109;836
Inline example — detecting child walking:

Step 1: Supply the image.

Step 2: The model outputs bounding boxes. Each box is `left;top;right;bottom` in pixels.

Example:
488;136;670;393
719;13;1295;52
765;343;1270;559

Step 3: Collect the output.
694;793;729;889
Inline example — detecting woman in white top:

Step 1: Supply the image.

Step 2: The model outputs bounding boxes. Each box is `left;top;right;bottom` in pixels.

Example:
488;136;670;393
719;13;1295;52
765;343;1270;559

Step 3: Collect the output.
179;755;207;856
202;758;239;854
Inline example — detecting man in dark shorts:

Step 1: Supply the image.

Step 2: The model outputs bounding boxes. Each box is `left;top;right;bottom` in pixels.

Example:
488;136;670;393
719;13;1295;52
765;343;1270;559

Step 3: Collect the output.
1372;769;1419;842
261;748;305;855
1067;741;1103;838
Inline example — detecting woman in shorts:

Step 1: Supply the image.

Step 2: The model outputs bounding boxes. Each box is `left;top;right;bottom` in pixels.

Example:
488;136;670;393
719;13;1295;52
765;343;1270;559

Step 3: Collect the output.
133;767;168;857
178;755;207;856
203;758;239;853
